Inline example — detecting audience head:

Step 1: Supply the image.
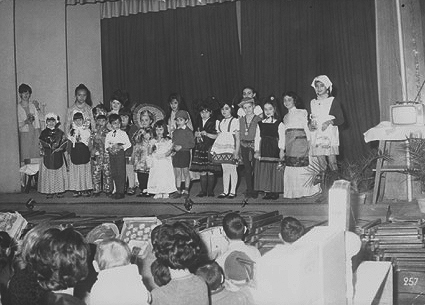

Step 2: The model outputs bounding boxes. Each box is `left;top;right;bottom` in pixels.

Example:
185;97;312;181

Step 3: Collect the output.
224;251;255;285
196;261;224;292
222;212;248;241
0;231;16;272
279;217;305;244
94;238;131;271
152;222;202;271
150;259;171;287
74;84;92;107
33;227;89;291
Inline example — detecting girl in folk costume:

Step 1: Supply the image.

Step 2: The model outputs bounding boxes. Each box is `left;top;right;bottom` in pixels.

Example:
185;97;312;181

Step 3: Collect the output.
132;110;154;197
65;84;95;135
67;112;93;197
147;120;177;199
164;93;193;136
190;98;221;197
282;92;321;198
308;75;344;171
210;102;240;199
38;113;68;198
254;96;285;200
238;97;262;199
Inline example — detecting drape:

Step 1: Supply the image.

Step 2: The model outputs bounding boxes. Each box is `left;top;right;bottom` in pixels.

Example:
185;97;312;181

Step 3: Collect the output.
240;0;380;161
101;2;241;117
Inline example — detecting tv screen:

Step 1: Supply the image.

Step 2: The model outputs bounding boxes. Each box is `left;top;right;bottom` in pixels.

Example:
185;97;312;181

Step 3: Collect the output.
391;105;418;125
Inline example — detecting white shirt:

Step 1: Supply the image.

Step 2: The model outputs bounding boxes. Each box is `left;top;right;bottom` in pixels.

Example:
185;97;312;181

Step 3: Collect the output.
105;129;132;151
254;119;285;151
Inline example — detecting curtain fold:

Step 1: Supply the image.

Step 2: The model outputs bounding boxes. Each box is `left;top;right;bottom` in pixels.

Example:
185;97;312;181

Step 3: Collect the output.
101;2;241;117
241;0;380;161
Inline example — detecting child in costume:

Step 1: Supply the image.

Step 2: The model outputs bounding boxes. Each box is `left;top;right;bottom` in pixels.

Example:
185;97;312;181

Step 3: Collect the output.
68;111;93;197
147;120;177;199
38;113;68;198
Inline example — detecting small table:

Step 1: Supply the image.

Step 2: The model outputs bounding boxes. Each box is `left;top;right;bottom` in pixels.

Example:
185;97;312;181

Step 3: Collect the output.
19;160;40;193
364;121;425;203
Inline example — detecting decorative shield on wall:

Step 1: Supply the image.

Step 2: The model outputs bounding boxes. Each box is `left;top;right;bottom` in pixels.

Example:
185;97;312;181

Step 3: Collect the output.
133;103;166;128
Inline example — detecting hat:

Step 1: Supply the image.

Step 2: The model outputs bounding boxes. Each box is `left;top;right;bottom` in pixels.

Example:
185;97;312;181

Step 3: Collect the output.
175;110;189;120
311;75;333;93
238;97;255;108
224;251;255;282
45;112;59;122
73;111;84;120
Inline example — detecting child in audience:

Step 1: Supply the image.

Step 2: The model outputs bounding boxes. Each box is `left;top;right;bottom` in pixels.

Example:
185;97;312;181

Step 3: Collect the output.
147;120;176;199
282;91;321;198
150;222;208;305
254;217;305;305
132;110;154;197
237;86;263;118
90;113;112;197
308;75;344;172
151;259;171;287
238;97;262;199
216;212;261;268
196;261;253;305
170;110;195;199
68;111;93;197
38;113;68;199
190;99;220;197
90;238;149;305
105;113;132;199
120;107;139;195
254;96;285;200
210;102;240;199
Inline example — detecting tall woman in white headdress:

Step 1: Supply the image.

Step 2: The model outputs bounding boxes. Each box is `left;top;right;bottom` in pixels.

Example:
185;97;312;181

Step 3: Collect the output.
309;75;344;172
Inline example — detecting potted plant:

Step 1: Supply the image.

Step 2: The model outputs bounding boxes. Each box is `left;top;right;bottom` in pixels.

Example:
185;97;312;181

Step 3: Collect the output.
307;148;391;204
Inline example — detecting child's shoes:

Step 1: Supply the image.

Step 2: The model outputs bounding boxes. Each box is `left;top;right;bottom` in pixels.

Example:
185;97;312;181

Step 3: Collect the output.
170;191;182;199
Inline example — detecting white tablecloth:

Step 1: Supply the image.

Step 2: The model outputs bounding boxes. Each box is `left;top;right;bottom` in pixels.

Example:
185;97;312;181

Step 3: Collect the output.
364;121;425;143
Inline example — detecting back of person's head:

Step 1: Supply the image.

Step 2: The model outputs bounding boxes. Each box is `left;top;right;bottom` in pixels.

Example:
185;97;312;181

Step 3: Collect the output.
151;259;171;287
222;213;247;241
34;227;89;291
223;251;255;285
152;222;201;270
196;261;224;292
94;238;131;271
280;217;305;244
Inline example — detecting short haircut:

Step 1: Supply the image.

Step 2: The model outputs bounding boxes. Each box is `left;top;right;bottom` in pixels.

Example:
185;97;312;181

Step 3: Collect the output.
280;217;305;243
18;83;32;94
222;212;247;240
95;238;131;270
109;113;121;124
152;222;201;270
151;259;171;287
196;261;223;291
282;91;302;108
34;228;89;291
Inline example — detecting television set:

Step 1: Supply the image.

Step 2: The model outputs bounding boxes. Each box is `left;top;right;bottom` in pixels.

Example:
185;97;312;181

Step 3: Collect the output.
390;102;425;126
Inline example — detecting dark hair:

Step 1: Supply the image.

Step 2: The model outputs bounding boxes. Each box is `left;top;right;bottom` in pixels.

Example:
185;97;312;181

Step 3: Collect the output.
0;231;16;272
218;101;236;119
152;222;202;270
196;261;224;291
119;108;133;125
95;114;107;121
280;217;305;243
108;113;121;124
263;95;280;121
153;120;169;138
222;213;247;240
33;228;89;291
111;89;130;109
74;84;92;107
73;112;84;121
151;259;171;287
165;93;189;124
282;91;301;108
18;83;32;94
92;104;108;118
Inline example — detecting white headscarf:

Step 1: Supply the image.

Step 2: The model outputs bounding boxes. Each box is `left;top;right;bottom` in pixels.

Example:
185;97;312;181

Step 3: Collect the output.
45;112;59;122
311;75;333;93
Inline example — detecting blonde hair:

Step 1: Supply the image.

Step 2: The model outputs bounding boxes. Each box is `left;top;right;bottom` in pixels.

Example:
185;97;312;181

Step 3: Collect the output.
95;239;131;270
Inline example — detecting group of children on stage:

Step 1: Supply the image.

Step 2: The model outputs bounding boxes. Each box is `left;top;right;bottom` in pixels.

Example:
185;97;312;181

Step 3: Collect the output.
34;74;343;200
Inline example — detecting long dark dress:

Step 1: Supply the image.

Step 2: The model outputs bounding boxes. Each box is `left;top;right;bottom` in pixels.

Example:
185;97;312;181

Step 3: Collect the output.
190;117;220;172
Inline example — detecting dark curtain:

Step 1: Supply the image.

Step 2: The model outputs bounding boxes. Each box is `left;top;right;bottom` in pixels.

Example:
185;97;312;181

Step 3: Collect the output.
241;0;380;161
101;2;241;117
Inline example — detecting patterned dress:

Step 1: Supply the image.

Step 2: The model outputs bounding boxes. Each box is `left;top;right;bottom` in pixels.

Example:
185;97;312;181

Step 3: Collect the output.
283;108;320;198
90;126;112;193
190;117;220;172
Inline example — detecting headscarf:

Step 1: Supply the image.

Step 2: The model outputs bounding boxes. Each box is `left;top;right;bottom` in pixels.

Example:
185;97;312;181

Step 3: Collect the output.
311;75;333;93
45;112;59;122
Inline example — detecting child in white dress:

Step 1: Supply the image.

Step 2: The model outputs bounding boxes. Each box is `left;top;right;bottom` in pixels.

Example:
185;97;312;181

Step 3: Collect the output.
147;120;177;199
